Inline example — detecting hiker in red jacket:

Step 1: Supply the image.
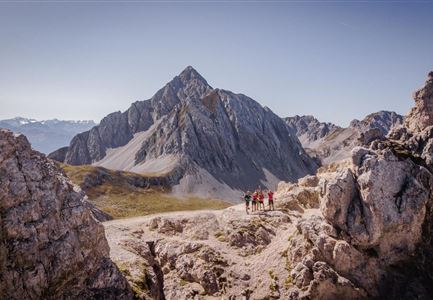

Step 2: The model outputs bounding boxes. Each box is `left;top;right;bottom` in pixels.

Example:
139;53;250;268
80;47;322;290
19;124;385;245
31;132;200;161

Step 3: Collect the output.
258;190;265;211
268;190;274;211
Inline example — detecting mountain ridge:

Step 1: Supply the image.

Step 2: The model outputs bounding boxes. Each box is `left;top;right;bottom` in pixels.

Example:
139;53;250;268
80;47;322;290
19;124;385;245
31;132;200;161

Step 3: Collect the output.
51;66;318;200
285;110;404;164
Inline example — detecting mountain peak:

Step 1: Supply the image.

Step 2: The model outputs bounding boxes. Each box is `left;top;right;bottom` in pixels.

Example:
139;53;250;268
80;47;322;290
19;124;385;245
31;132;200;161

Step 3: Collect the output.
178;66;209;86
180;65;199;75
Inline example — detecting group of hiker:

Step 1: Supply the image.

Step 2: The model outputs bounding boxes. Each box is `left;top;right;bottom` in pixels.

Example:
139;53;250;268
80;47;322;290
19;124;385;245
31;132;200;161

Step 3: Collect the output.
243;189;274;213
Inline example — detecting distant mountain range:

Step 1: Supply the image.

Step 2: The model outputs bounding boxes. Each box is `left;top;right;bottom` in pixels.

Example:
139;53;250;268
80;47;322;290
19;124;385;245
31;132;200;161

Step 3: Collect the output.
49;66;318;200
0;117;96;154
285;111;404;164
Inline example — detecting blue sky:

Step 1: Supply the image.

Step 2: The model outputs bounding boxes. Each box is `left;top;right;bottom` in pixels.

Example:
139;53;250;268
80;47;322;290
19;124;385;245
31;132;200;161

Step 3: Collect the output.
1;1;432;126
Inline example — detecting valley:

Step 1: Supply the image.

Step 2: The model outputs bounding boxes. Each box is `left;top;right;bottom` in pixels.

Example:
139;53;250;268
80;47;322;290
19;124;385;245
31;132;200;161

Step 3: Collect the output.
61;164;232;219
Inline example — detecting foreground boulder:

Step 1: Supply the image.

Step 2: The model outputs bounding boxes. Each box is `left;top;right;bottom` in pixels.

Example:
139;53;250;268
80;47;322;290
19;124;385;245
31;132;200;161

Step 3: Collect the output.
287;147;433;299
0;129;132;299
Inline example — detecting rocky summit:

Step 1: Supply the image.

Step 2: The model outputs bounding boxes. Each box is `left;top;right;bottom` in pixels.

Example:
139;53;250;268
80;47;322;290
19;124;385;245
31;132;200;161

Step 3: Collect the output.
0;129;132;299
102;72;433;299
50;67;318;200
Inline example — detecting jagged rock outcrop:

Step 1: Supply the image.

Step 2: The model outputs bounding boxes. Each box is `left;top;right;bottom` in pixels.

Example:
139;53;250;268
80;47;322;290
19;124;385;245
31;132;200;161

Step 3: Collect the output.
405;72;433;132
52;67;318;199
287;111;404;165
0;129;132;299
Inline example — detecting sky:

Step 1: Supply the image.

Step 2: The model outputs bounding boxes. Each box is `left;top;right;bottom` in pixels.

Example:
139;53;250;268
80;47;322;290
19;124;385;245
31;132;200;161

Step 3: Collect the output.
0;1;432;127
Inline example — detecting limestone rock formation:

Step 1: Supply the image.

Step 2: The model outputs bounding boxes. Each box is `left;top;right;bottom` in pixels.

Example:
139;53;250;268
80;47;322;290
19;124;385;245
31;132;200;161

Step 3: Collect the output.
51;67;318;199
0;129;132;299
287;147;433;299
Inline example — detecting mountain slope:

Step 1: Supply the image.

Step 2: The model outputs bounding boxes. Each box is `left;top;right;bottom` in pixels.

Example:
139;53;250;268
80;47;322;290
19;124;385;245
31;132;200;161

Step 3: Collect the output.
51;66;318;200
0;117;95;154
61;164;231;219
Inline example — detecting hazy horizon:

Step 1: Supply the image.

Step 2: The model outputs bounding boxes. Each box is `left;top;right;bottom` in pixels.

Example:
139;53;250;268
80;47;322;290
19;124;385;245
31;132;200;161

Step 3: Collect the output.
1;1;433;127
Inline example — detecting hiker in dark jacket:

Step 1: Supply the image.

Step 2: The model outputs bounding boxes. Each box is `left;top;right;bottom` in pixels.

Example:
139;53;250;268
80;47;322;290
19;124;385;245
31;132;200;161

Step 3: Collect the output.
244;191;252;213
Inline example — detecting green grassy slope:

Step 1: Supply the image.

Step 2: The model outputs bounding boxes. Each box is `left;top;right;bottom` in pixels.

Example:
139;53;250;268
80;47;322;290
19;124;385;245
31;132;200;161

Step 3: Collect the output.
61;164;232;219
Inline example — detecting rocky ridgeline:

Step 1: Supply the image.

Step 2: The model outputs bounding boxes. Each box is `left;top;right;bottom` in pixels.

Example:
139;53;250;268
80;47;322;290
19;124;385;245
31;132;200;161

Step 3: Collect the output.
286;111;404;165
285;115;341;146
0;130;132;299
103;72;433;299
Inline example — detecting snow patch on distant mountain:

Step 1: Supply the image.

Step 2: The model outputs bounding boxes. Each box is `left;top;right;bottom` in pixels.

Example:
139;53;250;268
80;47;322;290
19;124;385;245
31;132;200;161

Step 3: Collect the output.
0;117;96;154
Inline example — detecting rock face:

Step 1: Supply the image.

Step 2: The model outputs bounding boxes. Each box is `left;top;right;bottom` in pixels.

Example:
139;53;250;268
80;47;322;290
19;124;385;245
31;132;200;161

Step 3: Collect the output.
103;72;433;300
0;117;95;154
0;129;132;299
51;67;318;199
286;111;403;165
